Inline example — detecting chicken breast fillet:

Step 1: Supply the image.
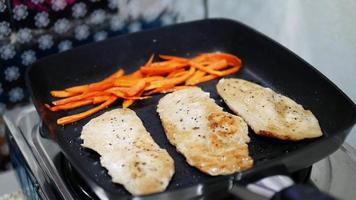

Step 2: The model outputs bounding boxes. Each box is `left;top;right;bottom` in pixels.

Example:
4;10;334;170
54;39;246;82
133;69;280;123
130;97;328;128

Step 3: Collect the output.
217;78;323;141
157;87;253;176
80;108;174;195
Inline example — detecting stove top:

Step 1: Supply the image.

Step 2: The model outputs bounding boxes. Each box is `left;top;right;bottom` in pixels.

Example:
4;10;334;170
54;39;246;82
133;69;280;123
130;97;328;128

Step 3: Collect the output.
3;105;356;199
4;105;74;200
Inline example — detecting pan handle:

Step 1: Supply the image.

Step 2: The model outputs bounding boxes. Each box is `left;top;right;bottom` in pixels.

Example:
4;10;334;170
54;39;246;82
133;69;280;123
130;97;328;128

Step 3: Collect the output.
227;164;337;200
271;183;336;200
228;174;336;200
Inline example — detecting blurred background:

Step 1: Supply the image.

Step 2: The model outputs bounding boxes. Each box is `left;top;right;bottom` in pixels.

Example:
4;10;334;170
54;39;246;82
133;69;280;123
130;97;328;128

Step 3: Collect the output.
0;0;355;199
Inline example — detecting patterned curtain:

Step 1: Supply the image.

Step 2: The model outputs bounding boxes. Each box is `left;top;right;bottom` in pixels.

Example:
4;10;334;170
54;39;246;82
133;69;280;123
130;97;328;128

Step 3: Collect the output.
0;0;179;113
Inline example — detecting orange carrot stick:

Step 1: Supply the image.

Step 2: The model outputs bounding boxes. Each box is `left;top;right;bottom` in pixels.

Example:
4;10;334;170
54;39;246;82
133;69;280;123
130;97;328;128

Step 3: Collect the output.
49;52;243;125
195;74;218;85
145;83;175;95
167;68;185;78
63;69;124;94
125;79;146;96
166;66;196;85
122;99;135;108
103;68;125;82
65;85;89;94
207;59;228;70
145;67;195;90
106;87;150;100
144;54;154;67
106;87;131;96
87;81;114;92
140;62;187;76
114;76;164;87
50;90;77;98
124;70;143;79
185;70;206;85
65;81;113;95
46;99;93;112
57;96;118;125
220;66;240;76
114;79;138;87
168;70;187;78
92;95;112;104
110;79;146;97
143;76;165;82
189;61;223;76
202;52;242;66
52;91;109;106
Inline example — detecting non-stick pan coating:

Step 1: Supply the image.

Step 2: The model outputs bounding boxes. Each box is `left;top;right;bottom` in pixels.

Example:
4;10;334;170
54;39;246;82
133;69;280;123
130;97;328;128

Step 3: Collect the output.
27;19;356;199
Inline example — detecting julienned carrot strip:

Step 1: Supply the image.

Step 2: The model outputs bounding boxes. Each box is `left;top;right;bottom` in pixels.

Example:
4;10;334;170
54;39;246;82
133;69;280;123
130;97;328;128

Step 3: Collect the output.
124;70;143;79
122;99;135;108
103;68;125;82
57;96;118;125
122;89;146;107
114;79;137;87
167;68;185;78
145;83;175;95
55;99;92;110
106;87;150;100
50;90;76;98
146;60;185;68
125;79;146;96
126;96;151;100
114;76;164;87
108;80;146;97
88;81;114;92
46;99;93;112
185;70;206;85
92;95;112;104
67;80;113;94
169;70;187;78
63;69;124;94
106;87;126;96
195;74;218;85
203;53;241;66
189;61;223;76
49;52;243;125
144;54;154;67
52;91;109;106
140;62;187;75
166;67;196;85
221;66;240;76
145;67;195;90
144;76;165;82
65;85;89;94
207;59;228;70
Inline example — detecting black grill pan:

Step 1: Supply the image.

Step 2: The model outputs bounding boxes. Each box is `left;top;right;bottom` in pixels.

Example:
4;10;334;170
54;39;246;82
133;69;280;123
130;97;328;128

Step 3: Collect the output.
26;19;356;199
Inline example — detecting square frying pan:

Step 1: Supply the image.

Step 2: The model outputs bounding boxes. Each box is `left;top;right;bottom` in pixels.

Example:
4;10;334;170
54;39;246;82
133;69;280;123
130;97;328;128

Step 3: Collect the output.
26;19;356;199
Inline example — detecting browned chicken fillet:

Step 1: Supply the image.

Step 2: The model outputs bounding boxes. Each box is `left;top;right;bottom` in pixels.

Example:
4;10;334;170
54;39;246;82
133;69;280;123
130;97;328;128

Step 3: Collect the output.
217;78;322;141
157;87;253;176
81;108;174;195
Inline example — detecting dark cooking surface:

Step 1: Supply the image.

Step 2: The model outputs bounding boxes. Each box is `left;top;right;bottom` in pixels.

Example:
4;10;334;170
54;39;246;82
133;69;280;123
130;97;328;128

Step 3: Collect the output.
60;152;313;200
27;19;356;199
